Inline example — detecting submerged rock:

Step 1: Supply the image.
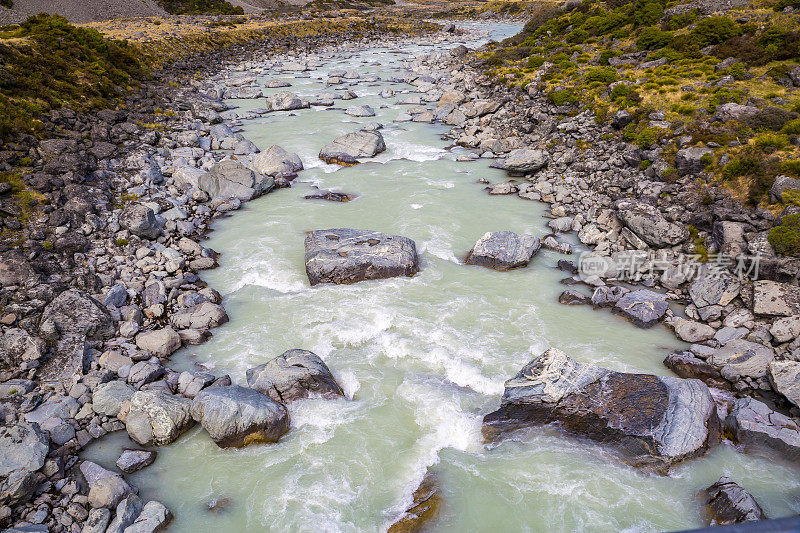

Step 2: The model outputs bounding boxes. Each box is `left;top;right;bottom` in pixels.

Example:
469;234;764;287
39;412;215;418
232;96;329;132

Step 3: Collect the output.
700;477;765;526
304;190;356;202
464;231;540;271
246;349;344;403
482;348;720;472
319;129;385;165
190;385;289;448
387;472;442;533
304;229;419;286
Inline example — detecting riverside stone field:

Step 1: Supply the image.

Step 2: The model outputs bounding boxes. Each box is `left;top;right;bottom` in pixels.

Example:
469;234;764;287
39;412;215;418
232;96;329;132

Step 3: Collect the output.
1;0;800;532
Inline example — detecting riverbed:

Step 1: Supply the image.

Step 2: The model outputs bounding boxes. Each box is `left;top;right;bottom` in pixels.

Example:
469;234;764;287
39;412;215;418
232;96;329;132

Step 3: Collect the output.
84;22;800;532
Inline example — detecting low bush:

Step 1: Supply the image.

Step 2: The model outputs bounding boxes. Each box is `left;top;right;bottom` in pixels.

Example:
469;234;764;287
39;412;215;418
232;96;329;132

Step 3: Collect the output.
548;88;579;106
769;214;800;256
637;26;672;50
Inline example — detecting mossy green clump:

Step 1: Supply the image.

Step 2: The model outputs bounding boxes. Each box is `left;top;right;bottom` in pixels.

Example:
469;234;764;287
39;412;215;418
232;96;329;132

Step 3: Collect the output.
636;26;672;50
769;214;800;256
781;188;800;206
548;88;579;106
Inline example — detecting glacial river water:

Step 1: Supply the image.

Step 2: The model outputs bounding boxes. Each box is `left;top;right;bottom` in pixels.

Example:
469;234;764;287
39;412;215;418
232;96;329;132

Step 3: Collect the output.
85;22;800;532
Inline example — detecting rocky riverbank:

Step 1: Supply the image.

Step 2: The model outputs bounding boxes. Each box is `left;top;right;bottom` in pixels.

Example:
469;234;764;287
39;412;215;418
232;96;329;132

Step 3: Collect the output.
1;12;799;533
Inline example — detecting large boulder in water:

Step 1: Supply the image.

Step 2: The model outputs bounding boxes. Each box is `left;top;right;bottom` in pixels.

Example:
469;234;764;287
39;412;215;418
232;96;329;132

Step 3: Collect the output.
199;160;274;201
252;145;303;177
387;472;441;533
612;289;668;328
491;148;548;174
246;349;344;403
0;422;49;506
266;91;309;111
699;477;766;526
125;390;194;447
724;397;800;461
464;231;540;271
319;129;386;166
482;348;721;472
304;228;419;286
190;385;289;448
614;199;689;248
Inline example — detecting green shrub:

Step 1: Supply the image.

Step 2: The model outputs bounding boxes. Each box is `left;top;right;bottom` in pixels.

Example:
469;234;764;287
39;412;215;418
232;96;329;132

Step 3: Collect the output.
598;49;621;65
527;55;546;69
116;238;129;247
585;67;618;84
635;126;667;148
666;9;698;30
726;62;747;80
781;188;800;206
722;156;760;178
548;88;579;106
567;28;588;43
782;119;800;135
633;0;666;27
769;214;800;256
610;84;630;100
637;26;672;50
691;16;741;47
754;132;789;152
157;0;243;14
781;160;800;176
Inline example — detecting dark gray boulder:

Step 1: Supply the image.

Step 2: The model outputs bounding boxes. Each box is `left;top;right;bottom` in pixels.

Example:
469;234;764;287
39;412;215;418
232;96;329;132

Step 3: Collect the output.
700;477;765;526
304;229;419;286
558;290;591;305
190;385;289;448
725;397;800;461
675;147;713;176
120;203;163;240
0;251;35;287
116;450;157;474
246;349;344;403
464;231;540;271
612;289;668;328
482;348;720;472
319;130;385;165
591;285;629;308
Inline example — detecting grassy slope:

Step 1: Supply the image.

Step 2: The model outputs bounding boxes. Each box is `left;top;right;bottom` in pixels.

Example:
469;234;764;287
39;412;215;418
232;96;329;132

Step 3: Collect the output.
482;0;800;215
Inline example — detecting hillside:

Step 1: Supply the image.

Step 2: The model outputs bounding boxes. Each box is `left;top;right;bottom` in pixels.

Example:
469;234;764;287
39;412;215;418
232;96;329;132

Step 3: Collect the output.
0;0;167;24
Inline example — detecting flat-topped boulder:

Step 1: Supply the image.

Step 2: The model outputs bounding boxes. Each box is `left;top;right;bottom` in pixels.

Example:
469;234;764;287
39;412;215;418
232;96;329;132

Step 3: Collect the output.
319;129;385;166
0;422;48;506
190;385;289;448
491;148;548;174
247;349;344;403
482;348;720;472
612;289;668;328
725;397;800;461
768;360;800;408
614;199;689;248
464;231;540;271
305;229;419;286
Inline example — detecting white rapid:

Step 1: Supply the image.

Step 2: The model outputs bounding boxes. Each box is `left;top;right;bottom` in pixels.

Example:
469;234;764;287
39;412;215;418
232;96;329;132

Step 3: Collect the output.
83;22;800;532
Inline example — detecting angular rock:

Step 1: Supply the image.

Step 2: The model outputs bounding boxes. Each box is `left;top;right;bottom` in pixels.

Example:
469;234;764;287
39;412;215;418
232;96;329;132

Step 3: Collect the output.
482;348;720;472
170;302;228;330
83;508;112;533
252;145;303;177
0;329;45;378
558;289;591;305
387;472;441;533
135;328;181;357
345;105;375;117
125;391;194;447
664;351;730;390
725;397;800;461
246;349;344;403
689;273;741;308
0;422;48;505
708;340;775;381
675;147;713;176
700;477;765;526
464;231;540;271
120;204;162;240
494;148;548;173
304;229;419;286
612;289;668;328
266;91;308;111
590;285;629;308
116;450;157;474
0;251;35;287
92;381;135;417
79;461;135;509
190;385;289;448
615;199;689;248
106;494;142;533
752;280;800;316
199;160;273;201
319;129;385;165
767;360;800;408
673;319;716;343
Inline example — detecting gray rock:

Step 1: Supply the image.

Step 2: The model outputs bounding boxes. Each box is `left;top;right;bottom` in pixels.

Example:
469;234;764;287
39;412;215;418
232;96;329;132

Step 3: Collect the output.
612;289;668;328
664;351;730;390
700;477;765;525
752;280;800;316
190;385;289;448
106;494;143;533
125;391;194;447
199;160;274;201
304;229;419;286
494;148;548;173
135;328;181;357
615;199;689;248
116;450;157;474
83;508;112;533
246;349;344;403
725;397;800;461
127;362;165;388
768;360;800;408
464;231;540;271
0;422;48;505
708;340;775;381
92;381;135;417
689;273;741;308
591;286;629;308
0;251;35;287
769;315;800;343
120;204;163;240
558;289;591;305
266;91;308;111
482;348;720;472
170;302;228;330
715;103;761;123
0;329;45;378
345;105;375;117
769;175;800;203
675;147;713;176
122;500;172;533
103;284;129;308
319;129;385;165
79;461;135;509
673;319;716;343
251;145;303;177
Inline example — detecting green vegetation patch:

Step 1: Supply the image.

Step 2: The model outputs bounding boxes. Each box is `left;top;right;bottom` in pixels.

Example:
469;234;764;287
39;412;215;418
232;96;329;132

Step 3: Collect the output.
157;0;244;15
769;214;800;256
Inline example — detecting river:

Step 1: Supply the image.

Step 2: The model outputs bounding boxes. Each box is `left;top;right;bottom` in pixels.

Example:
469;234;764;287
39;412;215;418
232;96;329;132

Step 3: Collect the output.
84;21;800;532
